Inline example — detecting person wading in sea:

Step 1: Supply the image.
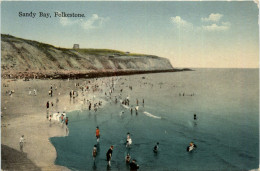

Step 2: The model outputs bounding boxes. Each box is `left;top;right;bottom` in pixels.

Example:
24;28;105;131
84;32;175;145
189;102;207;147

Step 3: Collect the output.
96;126;100;143
106;145;114;167
92;144;97;164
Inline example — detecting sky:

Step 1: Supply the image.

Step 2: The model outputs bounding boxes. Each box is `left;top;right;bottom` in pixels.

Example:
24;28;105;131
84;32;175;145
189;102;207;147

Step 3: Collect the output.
1;1;259;68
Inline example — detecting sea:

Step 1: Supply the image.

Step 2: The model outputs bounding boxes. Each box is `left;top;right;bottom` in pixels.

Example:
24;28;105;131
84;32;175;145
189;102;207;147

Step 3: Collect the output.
50;68;259;171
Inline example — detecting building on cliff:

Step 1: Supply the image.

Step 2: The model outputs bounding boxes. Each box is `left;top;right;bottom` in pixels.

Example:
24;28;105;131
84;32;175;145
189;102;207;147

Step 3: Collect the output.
73;44;79;49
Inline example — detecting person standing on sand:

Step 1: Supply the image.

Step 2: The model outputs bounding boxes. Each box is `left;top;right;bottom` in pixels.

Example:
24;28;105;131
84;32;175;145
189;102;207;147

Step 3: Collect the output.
60;114;64;124
46;110;49;119
19;135;25;152
89;103;92;111
49;114;52;125
106;145;114;167
46;101;49;110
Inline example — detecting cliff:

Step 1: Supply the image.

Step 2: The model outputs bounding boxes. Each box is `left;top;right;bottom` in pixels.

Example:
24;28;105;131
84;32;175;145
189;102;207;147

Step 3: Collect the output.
1;34;174;78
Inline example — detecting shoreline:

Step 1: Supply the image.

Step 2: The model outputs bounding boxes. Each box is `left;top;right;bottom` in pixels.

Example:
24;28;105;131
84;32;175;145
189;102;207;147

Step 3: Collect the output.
2;68;192;79
1;78;98;171
1;69;190;170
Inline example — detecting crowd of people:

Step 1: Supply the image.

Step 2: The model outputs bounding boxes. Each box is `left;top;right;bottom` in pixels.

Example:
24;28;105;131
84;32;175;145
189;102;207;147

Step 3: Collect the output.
15;75;198;170
92;127;140;170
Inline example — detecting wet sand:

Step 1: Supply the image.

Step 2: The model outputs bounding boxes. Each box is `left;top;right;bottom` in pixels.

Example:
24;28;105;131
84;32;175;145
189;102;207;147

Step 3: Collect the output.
1;78;90;171
2;144;40;171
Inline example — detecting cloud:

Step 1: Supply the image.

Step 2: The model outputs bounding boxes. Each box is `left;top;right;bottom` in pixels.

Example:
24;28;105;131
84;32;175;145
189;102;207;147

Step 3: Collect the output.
59;14;109;30
202;22;231;31
170;14;231;32
80;14;109;30
60;17;77;26
201;13;223;22
170;16;193;29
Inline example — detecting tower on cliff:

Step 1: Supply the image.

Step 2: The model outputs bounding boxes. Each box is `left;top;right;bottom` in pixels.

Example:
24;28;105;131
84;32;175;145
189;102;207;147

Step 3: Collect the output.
73;44;79;49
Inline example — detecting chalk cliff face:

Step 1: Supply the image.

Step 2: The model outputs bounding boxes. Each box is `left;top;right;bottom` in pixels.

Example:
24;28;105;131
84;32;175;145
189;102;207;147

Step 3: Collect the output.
1;34;173;73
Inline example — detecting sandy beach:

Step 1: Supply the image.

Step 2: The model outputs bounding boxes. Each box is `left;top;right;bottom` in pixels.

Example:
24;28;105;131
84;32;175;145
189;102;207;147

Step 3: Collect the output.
1;78;103;170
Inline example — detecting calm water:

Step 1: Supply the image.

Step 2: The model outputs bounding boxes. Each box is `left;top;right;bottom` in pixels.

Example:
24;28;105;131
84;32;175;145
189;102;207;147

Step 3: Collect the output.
50;69;259;171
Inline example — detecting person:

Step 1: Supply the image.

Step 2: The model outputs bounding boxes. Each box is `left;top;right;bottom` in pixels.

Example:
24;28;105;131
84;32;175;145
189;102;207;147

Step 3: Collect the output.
187;142;197;152
49;114;52;122
96;126;100;143
70;91;72;98
106;145;114;167
125;153;131;163
89;103;91;110
135;106;138;115
129;159;139;171
194;114;197;120
92;145;97;162
46;101;49;110
65;117;69;126
127;132;130;139
94;104;97;112
60;114;64;123
126;133;132;147
153;142;159;153
46;110;49;119
19;135;25;152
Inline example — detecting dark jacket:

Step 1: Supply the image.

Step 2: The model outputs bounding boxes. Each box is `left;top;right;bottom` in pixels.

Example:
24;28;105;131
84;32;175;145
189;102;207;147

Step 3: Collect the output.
106;148;113;161
129;162;139;171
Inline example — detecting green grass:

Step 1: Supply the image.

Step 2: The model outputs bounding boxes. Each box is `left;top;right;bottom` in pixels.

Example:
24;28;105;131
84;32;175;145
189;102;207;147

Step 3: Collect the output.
75;48;124;55
75;48;151;57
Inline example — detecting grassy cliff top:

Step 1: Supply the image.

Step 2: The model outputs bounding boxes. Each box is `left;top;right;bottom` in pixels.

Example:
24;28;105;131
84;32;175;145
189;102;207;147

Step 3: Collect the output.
2;34;155;57
74;49;151;57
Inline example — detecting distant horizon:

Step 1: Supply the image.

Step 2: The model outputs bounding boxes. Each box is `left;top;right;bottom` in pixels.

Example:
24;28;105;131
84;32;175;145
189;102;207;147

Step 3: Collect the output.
1;33;259;69
1;1;259;68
